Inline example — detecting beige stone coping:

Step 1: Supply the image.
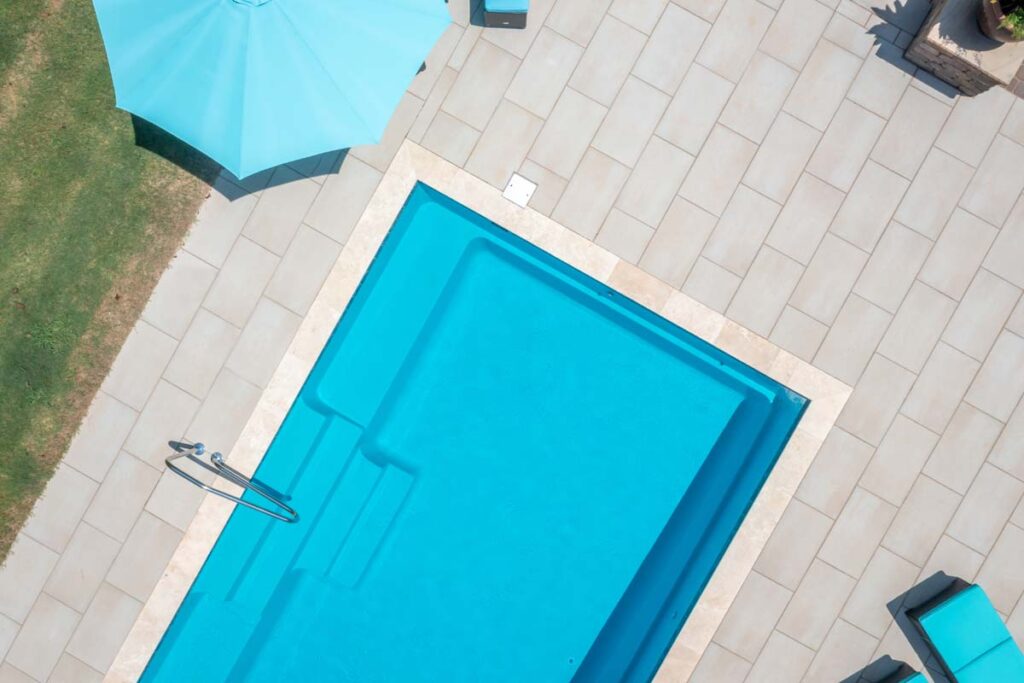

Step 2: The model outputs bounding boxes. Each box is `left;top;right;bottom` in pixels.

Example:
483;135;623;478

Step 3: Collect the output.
107;141;851;683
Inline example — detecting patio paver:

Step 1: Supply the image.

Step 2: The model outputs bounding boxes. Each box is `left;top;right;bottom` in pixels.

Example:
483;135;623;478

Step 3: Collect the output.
4;0;1024;679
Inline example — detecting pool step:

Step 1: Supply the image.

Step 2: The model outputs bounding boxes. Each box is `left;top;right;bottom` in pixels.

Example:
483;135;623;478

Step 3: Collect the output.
576;390;776;681
231;570;347;680
142;593;258;681
328;462;414;586
230;416;366;607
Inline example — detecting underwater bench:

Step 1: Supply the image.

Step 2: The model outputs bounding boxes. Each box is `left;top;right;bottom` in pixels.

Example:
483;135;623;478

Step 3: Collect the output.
908;580;1024;682
483;0;529;29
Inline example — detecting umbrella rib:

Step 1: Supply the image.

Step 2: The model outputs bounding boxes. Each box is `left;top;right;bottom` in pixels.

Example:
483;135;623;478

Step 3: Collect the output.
273;3;378;142
236;8;255;174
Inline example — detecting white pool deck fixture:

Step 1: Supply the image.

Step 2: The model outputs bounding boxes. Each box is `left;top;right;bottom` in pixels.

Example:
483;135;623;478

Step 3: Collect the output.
502;171;538;206
106;141;851;682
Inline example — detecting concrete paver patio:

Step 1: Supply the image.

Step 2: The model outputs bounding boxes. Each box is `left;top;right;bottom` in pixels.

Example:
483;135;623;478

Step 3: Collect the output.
3;0;1024;679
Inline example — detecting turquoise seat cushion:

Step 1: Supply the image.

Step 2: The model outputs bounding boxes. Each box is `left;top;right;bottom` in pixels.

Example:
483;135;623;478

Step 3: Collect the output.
918;585;1018;671
901;673;928;683
485;0;529;12
956;639;1024;683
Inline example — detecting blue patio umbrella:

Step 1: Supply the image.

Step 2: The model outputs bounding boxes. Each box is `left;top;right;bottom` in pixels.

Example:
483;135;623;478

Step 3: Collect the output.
92;0;451;178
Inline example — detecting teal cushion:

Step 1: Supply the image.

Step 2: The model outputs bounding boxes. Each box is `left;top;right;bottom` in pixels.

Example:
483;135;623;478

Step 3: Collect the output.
956;638;1024;683
918;585;1015;671
901;673;928;683
485;0;529;12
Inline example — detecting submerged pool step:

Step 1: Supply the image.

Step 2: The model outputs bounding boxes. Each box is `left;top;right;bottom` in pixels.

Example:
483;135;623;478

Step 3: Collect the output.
231;570;349;680
144;593;259;680
289;450;380;574
230;416;367;608
328;463;414;586
576;390;777;681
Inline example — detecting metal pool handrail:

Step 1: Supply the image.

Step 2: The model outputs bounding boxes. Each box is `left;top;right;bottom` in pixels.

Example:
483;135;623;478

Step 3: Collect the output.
165;442;299;523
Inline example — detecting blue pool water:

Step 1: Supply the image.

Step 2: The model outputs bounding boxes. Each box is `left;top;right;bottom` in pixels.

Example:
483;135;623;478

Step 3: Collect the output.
145;184;806;682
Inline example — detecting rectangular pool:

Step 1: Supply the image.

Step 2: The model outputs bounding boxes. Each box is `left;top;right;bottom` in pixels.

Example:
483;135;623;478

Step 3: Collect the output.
144;184;807;682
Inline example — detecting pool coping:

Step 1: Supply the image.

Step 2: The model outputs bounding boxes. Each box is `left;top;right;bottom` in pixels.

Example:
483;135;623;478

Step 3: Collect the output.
106;141;852;682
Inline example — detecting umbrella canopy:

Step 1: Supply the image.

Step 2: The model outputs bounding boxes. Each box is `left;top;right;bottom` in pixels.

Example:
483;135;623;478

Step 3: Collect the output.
93;0;450;178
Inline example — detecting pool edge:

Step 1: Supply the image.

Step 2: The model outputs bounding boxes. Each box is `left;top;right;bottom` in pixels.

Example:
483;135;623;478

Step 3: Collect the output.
106;141;852;683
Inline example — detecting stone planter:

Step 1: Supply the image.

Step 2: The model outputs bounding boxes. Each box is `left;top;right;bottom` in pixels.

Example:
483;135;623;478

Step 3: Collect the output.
978;0;1024;43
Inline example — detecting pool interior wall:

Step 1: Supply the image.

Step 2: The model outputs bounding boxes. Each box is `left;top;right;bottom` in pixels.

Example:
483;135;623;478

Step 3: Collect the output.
144;183;807;682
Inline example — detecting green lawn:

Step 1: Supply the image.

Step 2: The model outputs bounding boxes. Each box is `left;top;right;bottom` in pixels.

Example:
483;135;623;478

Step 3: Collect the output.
0;0;216;556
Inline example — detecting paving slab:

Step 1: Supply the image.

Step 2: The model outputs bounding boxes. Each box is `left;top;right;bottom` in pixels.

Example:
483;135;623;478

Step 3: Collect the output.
841;548;919;637
965;330;1024;421
678;125;757;216
714;571;793;661
852;222;932;314
689;642;752;682
942;270;1021;361
466;99;544;188
726;246;803;337
770;305;829;363
947;464;1024;555
719;52;798;143
614;136;694;228
637;197;717;287
657;64;734;154
813;294;892;385
777;559;857;649
743;113;820;202
21;466;98;554
592;76;671;167
441;39;521;130
44;523;120;613
818;487;898;578
754;499;833;590
790;234;869;326
0;535;58;623
632;4;709;94
860;413;937;505
784;41;864;131
923;402;1004;494
695;0;775;82
567;15;645;105
795;427;874;518
703;185;782;276
595;209;655;263
882;475;961;566
829;160;909;252
5;594;79;682
506;28;583;118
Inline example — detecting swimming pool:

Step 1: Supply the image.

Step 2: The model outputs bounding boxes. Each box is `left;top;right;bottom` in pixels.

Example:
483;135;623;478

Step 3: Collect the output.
144;183;807;682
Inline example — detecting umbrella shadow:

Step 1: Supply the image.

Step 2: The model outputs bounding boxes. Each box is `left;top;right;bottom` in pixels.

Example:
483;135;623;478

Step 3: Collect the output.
220;150;346;197
131;115;221;187
132;115;345;199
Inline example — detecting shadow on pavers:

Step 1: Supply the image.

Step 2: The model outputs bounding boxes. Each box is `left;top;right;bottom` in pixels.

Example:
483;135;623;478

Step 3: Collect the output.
864;0;963;99
448;0;486;27
838;572;961;682
131;115;346;199
841;655;920;683
131;115;221;186
887;571;961;683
